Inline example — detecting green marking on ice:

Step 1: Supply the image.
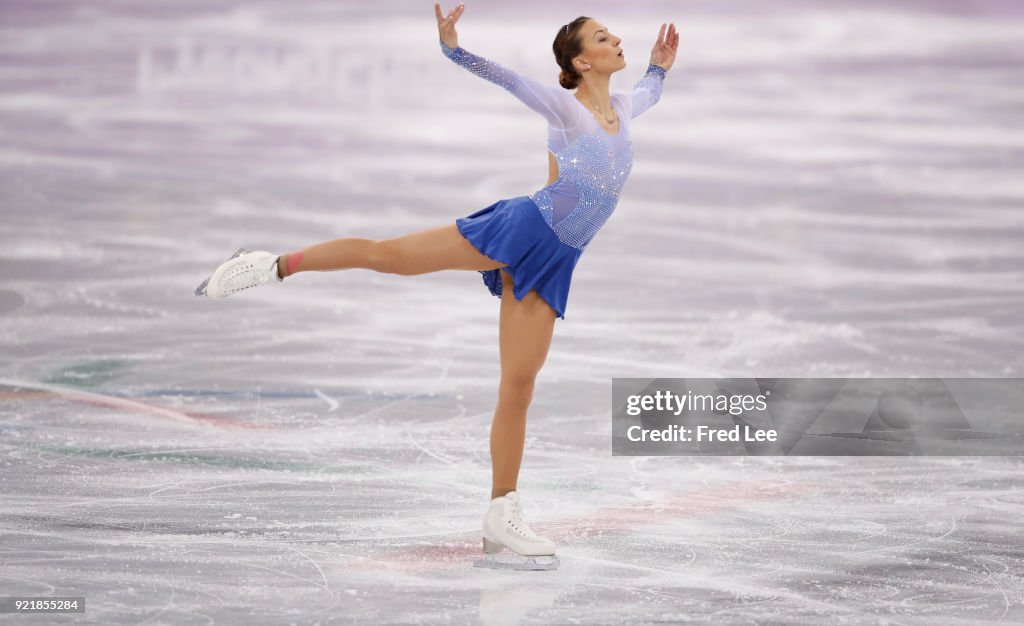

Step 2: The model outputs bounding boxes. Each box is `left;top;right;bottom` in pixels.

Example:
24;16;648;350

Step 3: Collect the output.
20;443;380;474
43;359;131;388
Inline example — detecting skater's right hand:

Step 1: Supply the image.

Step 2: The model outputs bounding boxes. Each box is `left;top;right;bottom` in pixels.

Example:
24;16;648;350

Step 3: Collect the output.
435;2;464;49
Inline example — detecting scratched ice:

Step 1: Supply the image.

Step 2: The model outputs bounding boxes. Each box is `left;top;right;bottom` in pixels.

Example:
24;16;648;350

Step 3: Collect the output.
2;0;1023;624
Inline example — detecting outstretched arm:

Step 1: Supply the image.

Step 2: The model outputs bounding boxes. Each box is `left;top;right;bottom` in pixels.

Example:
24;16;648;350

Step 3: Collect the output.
439;40;568;127
435;2;569;127
624;22;678;119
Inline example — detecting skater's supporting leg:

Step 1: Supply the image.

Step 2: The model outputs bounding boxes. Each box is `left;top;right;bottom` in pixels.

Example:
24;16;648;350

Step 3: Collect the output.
491;269;557;501
278;224;505;278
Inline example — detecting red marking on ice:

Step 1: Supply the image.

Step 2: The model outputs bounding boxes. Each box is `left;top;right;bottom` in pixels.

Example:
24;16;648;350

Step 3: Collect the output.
1;386;270;430
545;480;823;538
347;480;823;572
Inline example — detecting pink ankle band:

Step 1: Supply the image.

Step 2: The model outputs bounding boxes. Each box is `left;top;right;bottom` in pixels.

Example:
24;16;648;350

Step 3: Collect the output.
287;251;304;275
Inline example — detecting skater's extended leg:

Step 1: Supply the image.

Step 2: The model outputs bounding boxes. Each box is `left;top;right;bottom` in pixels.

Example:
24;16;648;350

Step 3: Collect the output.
490;269;557;501
277;237;375;277
278;224;505;278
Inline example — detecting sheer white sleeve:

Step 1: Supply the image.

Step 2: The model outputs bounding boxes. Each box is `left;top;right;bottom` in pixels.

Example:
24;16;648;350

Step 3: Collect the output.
440;39;572;129
621;64;668;119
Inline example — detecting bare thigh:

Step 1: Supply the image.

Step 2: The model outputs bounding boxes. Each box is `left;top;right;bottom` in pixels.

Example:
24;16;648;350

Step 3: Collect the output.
376;223;507;275
498;269;557;390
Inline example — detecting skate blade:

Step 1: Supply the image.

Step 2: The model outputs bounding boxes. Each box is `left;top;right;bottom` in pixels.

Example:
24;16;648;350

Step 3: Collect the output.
194;247;249;297
473;554;559;571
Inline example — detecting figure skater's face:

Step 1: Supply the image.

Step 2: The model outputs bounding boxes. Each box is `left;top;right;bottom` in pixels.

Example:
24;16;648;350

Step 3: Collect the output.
575;20;625;75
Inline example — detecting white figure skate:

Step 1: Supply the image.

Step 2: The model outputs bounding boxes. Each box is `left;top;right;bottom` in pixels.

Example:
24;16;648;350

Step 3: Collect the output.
473;491;559;571
195;248;282;299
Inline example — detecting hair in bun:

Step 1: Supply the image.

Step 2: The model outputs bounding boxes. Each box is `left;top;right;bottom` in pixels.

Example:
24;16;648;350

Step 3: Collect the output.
553;17;590;90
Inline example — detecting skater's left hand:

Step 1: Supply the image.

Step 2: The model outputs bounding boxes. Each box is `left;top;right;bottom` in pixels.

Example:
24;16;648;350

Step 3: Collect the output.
648;22;679;72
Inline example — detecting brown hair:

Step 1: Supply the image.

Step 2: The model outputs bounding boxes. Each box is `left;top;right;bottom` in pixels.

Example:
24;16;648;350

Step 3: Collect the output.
553;16;591;90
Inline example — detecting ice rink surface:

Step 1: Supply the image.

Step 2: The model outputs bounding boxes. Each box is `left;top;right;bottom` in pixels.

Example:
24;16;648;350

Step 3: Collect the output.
2;0;1023;623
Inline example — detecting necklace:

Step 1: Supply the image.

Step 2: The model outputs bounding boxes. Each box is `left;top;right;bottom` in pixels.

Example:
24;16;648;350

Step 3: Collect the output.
579;92;616;125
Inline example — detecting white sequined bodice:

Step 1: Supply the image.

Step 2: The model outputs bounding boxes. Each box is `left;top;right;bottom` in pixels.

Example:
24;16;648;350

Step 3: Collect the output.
529;132;632;250
440;40;667;251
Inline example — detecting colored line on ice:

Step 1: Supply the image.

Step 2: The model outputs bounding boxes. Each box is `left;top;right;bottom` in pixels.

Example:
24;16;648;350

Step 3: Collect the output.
11;442;384;474
67;388;447;402
350;480;823;573
0;378;271;430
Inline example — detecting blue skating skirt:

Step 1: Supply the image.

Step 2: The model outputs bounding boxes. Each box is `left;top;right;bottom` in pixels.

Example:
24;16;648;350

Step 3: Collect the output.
455;195;583;320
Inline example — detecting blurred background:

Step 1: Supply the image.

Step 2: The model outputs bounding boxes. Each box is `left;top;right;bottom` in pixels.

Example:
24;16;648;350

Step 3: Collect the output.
1;1;1022;624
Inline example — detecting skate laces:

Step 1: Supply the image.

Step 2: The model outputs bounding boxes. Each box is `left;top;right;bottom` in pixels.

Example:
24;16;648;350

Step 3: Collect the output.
507;498;540;540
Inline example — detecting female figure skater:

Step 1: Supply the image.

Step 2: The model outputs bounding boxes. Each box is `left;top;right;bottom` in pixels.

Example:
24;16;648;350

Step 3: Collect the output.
195;4;678;571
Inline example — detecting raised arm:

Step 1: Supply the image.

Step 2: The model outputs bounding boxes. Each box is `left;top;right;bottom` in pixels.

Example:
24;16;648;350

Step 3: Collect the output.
439;40;570;128
623;21;678;119
434;2;569;127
